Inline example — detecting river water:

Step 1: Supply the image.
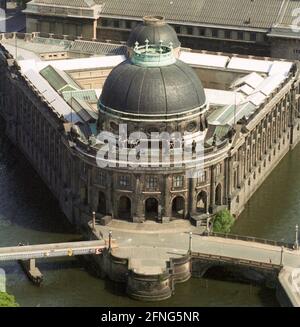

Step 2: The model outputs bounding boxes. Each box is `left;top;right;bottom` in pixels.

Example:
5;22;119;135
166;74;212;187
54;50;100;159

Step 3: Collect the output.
2;129;299;307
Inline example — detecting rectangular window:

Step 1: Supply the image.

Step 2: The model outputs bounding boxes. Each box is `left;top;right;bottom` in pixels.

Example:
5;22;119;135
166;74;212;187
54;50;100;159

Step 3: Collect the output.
187;27;193;35
197;170;207;184
96;171;106;186
113;20;120;28
225;30;231;39
102;19;108;27
147;176;158;189
49;22;55;33
173;175;184;188
237;31;244;40
212;29;218;38
126;21;132;29
199;28;205;36
119;175;130;187
234;170;237;188
250;32;256;41
81;186;88;205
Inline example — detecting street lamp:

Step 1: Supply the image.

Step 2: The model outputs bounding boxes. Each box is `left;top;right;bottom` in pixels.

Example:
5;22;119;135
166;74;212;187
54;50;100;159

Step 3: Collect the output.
188;232;193;255
295;225;299;251
280;246;284;267
92;211;96;231
108;231;112;252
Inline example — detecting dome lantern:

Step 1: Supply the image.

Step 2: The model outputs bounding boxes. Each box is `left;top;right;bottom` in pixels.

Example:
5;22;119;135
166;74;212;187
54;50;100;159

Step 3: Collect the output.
127;15;181;51
131;41;176;68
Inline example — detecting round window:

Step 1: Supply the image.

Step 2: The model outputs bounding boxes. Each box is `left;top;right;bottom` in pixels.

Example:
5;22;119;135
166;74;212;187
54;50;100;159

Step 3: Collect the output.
110;121;119;132
187;121;197;132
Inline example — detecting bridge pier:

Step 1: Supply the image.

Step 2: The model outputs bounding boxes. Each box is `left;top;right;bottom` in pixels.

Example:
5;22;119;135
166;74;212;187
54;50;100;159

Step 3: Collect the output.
18;258;43;286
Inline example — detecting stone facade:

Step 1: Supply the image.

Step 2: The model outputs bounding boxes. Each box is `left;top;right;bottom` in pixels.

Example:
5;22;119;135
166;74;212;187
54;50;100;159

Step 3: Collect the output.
24;13;273;58
0;39;300;227
22;2;300;61
26;15;97;39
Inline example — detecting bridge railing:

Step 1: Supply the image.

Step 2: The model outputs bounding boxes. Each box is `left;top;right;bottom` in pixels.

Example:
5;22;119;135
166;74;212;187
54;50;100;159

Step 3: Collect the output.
191;252;282;270
202;231;295;250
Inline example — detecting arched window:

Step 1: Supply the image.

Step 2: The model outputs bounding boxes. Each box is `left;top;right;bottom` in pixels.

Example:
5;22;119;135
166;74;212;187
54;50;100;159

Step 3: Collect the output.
145;198;159;220
196;191;207;214
118;196;131;220
215;184;222;206
172;196;185;219
98;191;106;215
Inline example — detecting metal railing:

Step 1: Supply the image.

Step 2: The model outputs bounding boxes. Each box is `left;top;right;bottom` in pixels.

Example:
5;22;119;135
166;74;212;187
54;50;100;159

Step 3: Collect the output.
0;240;107;262
202;231;295;249
191;252;281;270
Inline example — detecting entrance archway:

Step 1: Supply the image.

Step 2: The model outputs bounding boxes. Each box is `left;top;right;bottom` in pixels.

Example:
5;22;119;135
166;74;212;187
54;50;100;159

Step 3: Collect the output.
98;191;106;215
197;191;207;214
118;196;131;220
172;196;185;219
215;184;222;206
145;198;159;220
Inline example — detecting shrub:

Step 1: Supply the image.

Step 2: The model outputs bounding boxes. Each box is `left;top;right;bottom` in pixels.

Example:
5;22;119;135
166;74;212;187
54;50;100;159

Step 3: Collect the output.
0;292;19;307
212;209;235;234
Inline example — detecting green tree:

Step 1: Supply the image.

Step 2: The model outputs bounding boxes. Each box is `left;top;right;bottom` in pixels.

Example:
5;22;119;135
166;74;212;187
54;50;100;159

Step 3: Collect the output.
0;292;19;307
16;0;30;9
212;209;235;234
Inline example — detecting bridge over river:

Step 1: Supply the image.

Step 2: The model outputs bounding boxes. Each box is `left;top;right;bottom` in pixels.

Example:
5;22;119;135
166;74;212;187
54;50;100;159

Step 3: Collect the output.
89;220;300;306
189;234;300;307
0;240;107;261
0;222;299;306
0;240;109;285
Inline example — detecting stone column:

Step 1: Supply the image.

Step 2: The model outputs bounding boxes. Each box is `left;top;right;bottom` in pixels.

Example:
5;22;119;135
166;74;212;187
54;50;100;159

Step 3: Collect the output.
189;176;197;216
209;165;215;212
226;156;232;202
163;174;172;218
133;174;145;223
110;173;116;219
106;172;112;216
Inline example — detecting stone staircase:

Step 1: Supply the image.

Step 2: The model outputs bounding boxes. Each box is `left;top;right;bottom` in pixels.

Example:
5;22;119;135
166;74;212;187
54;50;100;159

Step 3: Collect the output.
190;213;212;228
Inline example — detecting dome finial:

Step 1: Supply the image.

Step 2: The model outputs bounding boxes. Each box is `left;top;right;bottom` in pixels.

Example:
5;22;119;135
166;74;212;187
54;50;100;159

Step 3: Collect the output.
145;39;149;52
159;40;163;53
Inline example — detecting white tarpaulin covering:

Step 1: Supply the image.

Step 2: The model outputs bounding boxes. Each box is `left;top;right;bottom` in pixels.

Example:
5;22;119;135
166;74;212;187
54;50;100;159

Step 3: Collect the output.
19;55;126;74
232;72;264;89
180;51;229;68
228;57;272;73
205;89;245;106
268;61;293;76
253;74;286;96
